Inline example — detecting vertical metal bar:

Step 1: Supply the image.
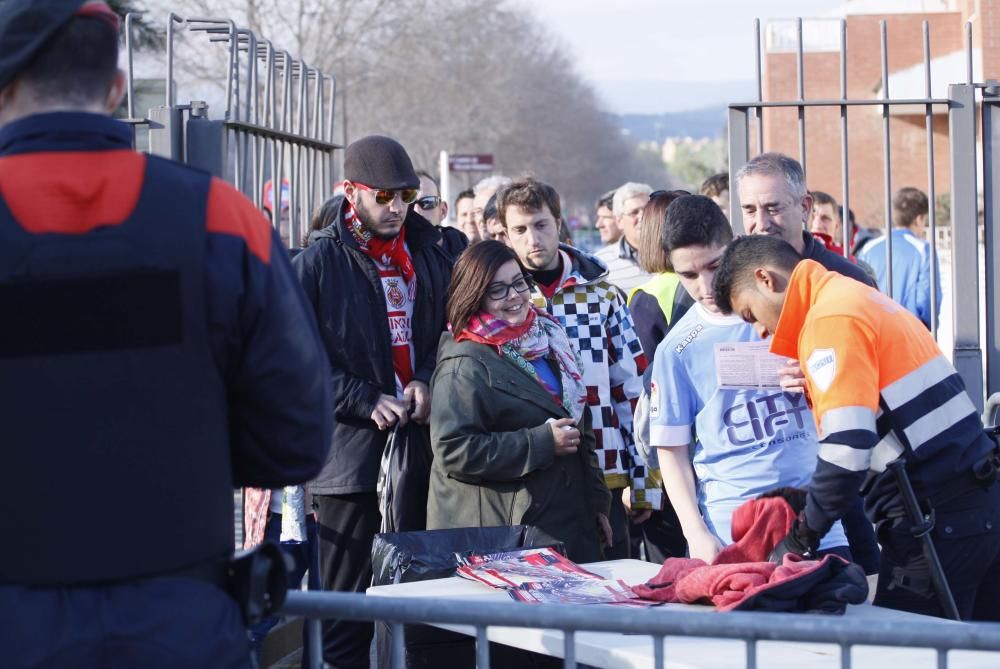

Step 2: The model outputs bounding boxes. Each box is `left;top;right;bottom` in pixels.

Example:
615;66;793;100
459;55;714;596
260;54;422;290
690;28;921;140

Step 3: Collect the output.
924;21;939;339
653;635;664;669
307;618;322;669
937;647;947;669
728;106;751;235
967;21;974;85
983;98;1000;401
390;622;405;669
563;631;577;669
746;639;757;669
840;18;851;257
224;20;237;120
166;13;182;107
125;13;137;121
949;82;985;413
841;643;852;669
754;18;764;153
881;20;894;299
476;626;490;669
797;17;806;179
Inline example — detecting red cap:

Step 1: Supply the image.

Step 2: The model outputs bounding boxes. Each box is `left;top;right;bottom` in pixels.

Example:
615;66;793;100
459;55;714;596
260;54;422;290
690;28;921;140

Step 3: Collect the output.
74;1;120;32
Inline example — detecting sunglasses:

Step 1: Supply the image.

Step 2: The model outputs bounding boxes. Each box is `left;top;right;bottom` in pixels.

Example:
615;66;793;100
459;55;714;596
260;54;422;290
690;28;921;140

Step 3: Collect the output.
352;182;419;206
415;196;442;211
486;276;531;301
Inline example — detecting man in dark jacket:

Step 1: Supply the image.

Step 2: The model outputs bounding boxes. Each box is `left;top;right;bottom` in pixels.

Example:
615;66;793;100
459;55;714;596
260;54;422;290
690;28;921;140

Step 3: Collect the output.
0;3;331;667
293;135;452;669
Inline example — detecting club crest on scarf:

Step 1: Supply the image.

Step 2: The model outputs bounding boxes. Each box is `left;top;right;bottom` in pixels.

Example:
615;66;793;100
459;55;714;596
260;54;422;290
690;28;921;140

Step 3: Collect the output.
345;201;417;300
456;307;587;422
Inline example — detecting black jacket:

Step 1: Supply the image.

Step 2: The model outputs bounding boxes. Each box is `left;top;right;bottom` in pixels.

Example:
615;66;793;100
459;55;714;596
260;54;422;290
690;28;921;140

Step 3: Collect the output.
294;196;453;494
802;230;877;288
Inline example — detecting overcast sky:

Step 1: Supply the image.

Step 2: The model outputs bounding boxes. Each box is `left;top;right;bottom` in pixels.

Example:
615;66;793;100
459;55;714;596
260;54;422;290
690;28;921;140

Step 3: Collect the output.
523;0;844;114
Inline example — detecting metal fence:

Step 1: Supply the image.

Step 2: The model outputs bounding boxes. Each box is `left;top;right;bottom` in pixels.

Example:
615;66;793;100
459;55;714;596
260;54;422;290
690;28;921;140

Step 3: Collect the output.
122;12;339;249
282;590;1000;669
727;18;994;413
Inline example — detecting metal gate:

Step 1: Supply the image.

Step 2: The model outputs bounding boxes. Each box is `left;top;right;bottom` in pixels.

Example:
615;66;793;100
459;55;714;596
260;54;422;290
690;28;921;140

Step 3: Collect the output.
121;12;339;249
727;17;995;414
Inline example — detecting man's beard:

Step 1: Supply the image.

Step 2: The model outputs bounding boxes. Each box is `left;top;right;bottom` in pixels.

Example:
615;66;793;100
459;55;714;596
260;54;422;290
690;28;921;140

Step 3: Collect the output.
354;198;402;240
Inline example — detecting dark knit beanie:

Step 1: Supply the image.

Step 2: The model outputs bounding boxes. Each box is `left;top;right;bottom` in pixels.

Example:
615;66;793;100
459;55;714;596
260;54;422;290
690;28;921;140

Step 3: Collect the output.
343;135;419;190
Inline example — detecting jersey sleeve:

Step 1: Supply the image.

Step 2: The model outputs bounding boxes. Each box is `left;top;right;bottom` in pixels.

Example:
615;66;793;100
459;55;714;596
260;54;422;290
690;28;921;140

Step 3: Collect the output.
648;341;697;449
799;314;881;537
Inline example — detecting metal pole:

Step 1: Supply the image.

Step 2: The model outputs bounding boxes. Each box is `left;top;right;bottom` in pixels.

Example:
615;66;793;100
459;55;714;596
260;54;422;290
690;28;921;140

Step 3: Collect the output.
797;17;806;180
982;95;1000;401
924;21;939;339
881;20;894;299
476;626;490;669
439;150;451;226
840;18;851;257
728;106;751;235
754;17;764;154
949;82;985;413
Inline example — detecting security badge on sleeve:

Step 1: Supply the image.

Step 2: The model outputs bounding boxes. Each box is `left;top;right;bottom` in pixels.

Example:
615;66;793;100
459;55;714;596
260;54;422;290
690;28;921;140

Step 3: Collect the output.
806;348;837;392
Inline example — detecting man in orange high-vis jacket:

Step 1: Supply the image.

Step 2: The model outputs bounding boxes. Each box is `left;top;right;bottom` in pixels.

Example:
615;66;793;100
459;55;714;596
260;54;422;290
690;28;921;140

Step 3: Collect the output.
712;235;1000;621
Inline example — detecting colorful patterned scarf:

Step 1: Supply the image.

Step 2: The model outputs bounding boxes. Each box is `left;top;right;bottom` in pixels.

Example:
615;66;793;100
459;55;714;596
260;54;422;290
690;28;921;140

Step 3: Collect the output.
456;307;587;422
345;201;417;299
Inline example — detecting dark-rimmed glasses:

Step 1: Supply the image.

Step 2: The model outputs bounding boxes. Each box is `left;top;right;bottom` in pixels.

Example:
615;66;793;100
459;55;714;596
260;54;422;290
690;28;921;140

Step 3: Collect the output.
351;182;418;206
485;276;530;301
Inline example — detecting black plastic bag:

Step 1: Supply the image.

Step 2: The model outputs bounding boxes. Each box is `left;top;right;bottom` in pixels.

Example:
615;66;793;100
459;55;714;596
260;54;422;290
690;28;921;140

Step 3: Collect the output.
372;525;565;669
377;422;433;533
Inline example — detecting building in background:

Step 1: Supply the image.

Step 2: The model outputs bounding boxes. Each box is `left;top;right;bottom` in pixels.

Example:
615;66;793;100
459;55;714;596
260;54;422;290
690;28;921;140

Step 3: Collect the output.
761;0;994;228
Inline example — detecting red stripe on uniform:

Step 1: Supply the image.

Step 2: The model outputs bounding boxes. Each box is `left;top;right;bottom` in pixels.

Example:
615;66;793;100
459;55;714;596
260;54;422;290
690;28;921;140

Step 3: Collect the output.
0;150;144;233
206;177;272;264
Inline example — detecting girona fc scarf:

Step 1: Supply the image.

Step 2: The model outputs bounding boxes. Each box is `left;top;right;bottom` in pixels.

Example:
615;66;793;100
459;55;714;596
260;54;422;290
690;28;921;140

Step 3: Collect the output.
345;201;417;299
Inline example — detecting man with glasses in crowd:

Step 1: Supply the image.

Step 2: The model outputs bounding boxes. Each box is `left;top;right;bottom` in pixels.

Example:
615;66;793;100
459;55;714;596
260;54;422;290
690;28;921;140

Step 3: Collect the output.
293;135;453;669
597;182;654;293
415;169;469;259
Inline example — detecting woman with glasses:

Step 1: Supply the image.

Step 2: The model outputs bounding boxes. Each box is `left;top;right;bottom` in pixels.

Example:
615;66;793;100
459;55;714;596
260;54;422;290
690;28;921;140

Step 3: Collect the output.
427;241;612;562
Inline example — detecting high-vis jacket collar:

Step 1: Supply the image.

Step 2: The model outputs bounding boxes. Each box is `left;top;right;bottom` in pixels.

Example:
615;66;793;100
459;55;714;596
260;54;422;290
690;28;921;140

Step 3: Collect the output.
770;259;829;360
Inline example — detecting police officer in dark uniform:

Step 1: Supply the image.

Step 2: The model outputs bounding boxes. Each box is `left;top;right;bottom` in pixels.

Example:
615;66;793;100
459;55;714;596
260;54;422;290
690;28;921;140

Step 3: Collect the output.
0;2;332;667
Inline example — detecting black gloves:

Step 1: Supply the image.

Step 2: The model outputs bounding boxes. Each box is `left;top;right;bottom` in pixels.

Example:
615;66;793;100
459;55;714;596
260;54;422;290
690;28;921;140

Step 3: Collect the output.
769;516;821;563
757;486;808;514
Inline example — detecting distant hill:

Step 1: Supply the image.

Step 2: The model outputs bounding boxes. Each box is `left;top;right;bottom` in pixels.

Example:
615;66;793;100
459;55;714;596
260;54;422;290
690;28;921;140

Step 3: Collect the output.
611;107;729;143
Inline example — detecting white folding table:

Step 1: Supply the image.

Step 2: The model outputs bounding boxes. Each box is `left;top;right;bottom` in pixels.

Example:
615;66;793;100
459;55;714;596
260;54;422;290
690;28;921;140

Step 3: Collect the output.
367;558;1000;669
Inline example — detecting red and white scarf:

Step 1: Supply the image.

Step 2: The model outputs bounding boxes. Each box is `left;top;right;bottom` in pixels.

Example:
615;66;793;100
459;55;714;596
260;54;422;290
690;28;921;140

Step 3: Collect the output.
345;201;417;300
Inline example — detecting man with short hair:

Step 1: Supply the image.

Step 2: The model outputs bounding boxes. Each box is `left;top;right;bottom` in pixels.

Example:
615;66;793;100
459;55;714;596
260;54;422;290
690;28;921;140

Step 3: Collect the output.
294;135;453;668
0;2;331;665
472;175;512;243
713;235;1000;620
699;172;730;220
594;189;621;245
415;169;468;259
454;187;479;244
648;195;848;563
596;182;653;293
497;178;657;560
857;187;942;330
736;153;874;289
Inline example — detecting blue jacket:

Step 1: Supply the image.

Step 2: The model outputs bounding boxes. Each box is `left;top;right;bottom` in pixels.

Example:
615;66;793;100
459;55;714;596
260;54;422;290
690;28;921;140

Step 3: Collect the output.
0;112;331;585
858;228;942;329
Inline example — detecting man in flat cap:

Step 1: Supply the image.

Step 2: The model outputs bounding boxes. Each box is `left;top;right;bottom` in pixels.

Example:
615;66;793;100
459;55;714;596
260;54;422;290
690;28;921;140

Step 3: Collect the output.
0;2;332;667
293;135;453;669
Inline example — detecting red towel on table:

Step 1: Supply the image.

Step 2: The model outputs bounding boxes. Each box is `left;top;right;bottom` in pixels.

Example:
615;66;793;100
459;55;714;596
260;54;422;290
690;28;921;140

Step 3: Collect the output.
631;497;868;613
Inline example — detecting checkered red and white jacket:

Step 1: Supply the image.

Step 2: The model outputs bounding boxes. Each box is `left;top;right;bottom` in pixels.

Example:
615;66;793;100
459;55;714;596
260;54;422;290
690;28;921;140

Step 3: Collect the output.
530;245;663;509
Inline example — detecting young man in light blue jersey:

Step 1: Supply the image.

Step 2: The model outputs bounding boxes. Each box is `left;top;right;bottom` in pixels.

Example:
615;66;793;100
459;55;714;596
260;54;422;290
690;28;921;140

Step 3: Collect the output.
648;195;849;563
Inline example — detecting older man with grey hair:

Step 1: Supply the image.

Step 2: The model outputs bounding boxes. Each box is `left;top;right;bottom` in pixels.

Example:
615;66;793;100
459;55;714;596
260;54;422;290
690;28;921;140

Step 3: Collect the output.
595;181;654;292
735;153;872;287
472;175;513;242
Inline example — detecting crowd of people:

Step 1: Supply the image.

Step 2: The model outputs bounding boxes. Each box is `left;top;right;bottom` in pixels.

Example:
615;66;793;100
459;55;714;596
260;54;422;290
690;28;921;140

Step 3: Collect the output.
3;2;999;669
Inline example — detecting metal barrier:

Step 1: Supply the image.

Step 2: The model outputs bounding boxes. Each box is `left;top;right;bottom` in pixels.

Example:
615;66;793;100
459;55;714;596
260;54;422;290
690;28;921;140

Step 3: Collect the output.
727;17;993;413
281;590;1000;669
122;12;339;248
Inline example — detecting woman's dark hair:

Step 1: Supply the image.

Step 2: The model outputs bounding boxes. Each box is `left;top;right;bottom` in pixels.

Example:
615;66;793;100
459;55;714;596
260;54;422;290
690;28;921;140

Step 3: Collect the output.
303;196;341;247
638;190;690;273
447;240;529;333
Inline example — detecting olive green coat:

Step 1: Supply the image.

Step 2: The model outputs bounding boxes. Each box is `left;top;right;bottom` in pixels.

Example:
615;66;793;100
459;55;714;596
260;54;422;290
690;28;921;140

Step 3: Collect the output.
427;333;611;563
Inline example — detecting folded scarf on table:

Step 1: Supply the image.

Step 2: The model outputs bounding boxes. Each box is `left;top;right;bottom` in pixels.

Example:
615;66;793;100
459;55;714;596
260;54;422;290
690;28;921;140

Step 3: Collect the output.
631;497;868;613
